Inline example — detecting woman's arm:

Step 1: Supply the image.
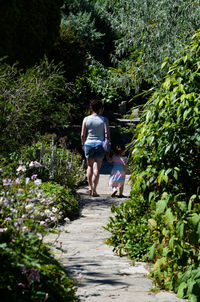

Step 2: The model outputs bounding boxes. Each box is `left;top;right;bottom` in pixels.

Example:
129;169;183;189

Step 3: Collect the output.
81;117;87;146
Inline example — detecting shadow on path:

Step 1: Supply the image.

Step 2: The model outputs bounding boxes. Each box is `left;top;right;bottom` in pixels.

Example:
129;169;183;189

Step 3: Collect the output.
100;161;113;175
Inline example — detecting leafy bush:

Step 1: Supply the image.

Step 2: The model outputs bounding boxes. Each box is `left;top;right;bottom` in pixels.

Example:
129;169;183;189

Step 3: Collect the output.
0;164;78;228
0;59;76;154
105;191;152;260
0;230;77;302
106;31;200;301
130;30;200;198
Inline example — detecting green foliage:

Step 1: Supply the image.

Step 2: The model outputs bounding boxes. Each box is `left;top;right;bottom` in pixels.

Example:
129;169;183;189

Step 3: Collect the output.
0;0;63;67
130;30;200;197
94;0;200;89
0;166;78;301
105;191;152;260
148;192;200;300
106;31;200;301
53;23;88;80
0;231;77;302
18;136;86;190
0;59;76;154
62;0;116;64
62;11;104;52
63;0;200;103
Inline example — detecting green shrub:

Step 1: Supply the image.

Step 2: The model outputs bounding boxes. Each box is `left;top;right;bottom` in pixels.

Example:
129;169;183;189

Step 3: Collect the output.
130;30;200;198
106;31;200;301
18;136;86;190
0;59;76;154
105;190;152;260
0;230;77;302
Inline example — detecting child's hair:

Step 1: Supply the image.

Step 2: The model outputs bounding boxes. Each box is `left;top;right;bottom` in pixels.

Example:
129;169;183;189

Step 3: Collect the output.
113;144;125;156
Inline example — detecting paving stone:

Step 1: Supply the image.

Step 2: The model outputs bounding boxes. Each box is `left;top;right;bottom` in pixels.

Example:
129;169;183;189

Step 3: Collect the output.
46;162;185;302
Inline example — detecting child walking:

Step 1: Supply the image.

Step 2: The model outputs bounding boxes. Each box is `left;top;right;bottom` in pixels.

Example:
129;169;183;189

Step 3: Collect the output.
109;144;128;198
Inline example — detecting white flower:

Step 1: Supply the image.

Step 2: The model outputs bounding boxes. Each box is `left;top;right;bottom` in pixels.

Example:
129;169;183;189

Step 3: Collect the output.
44;209;51;215
52;207;58;213
40;221;45;226
34;161;41;168
50;216;57;222
64;217;70;224
25;204;34;211
22;226;28;232
29;161;34;167
34;209;40;216
15;178;21;184
0;197;4;205
25;177;30;185
34;179;42;185
31;174;37;180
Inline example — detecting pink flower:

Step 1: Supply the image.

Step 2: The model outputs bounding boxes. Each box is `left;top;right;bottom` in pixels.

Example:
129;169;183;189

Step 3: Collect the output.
16;165;26;173
3;178;12;186
29;161;41;168
18;283;26;288
31;174;37;180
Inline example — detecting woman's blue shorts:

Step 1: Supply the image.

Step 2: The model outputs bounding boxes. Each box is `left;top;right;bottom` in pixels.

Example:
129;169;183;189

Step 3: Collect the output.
84;142;105;159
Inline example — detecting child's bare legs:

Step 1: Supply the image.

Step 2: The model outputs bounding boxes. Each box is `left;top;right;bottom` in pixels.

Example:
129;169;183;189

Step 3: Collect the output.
111;187;118;197
119;184;124;196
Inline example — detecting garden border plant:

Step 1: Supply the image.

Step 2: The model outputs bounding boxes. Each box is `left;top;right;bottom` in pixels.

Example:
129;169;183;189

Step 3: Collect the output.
0;135;87;301
106;30;200;302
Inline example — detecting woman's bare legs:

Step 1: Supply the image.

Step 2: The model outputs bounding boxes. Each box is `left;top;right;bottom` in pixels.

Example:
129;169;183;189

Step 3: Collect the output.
87;158;94;195
87;158;103;196
92;158;103;196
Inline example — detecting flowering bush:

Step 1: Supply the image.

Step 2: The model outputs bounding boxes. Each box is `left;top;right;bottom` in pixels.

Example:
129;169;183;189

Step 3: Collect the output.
0;164;78;301
19;137;86;190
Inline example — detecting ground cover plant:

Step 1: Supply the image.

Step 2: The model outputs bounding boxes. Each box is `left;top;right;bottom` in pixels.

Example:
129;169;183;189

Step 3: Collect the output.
106;31;200;301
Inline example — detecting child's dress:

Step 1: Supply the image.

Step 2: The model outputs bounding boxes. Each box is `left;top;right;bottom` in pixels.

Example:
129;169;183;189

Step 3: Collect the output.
109;155;127;188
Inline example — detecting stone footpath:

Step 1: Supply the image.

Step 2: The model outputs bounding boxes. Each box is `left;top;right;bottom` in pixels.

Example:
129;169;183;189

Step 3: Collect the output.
47;162;185;302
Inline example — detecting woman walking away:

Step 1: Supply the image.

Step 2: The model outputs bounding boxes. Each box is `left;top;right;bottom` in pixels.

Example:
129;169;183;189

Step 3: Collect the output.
109;144;128;198
81;99;111;197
